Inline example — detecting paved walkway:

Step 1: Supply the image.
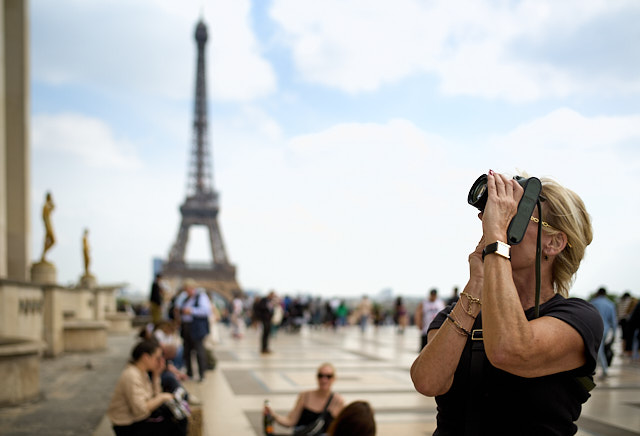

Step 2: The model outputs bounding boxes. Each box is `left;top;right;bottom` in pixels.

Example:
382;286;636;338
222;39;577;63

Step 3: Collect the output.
1;323;639;435
197;324;640;435
0;332;136;436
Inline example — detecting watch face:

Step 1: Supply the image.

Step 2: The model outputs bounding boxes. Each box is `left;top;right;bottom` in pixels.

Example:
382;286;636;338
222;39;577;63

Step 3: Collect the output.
496;241;511;258
483;241;511;260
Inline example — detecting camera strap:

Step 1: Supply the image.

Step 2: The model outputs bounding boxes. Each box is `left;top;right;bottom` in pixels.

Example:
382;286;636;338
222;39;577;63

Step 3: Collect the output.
507;177;542;245
534;199;542;318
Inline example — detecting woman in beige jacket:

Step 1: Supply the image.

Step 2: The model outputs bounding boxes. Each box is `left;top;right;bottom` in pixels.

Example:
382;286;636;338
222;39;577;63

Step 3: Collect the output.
107;340;187;435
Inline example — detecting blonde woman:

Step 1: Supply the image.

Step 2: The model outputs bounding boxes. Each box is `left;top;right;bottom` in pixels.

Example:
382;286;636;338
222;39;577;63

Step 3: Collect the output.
411;171;603;435
265;363;345;435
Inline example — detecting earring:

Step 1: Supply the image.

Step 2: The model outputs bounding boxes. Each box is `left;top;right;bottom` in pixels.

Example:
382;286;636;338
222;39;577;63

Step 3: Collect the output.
544;255;549;261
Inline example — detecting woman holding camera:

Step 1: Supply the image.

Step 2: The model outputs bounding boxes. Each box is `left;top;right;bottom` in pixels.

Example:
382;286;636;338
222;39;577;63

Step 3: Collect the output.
410;170;603;436
107;340;187;436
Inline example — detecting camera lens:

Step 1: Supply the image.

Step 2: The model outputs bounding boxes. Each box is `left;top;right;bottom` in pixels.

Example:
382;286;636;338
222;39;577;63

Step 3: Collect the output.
468;174;488;211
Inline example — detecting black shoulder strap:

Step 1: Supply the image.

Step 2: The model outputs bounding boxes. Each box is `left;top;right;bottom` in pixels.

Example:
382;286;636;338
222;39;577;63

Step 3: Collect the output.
465;315;484;436
323;393;334;413
574;375;596;393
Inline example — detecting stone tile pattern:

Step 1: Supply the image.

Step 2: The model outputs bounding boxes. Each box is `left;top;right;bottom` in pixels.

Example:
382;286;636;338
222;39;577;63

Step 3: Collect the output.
200;325;640;436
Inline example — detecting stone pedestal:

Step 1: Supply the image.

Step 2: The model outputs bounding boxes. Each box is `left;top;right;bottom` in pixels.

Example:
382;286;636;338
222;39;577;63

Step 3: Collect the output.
0;338;43;406
30;261;57;285
188;406;203;436
106;312;134;334
78;273;96;289
63;320;108;352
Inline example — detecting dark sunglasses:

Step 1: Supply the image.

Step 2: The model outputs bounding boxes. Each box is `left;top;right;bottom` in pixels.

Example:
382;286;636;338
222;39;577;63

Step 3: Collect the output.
317;373;334;379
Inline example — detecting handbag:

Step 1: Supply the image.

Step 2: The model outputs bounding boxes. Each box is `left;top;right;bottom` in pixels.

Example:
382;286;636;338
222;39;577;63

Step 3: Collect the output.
191;316;210;340
293;393;334;436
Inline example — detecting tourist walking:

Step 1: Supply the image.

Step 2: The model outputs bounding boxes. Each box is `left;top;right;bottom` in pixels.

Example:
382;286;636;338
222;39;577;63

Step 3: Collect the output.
394;296;408;334
415;289;445;350
149;273;164;325
590;287;617;378
356;295;372;332
230;292;246;339
256;290;276;354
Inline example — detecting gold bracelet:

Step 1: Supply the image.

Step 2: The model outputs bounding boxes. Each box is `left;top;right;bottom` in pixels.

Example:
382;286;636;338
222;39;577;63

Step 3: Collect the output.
460;292;481;318
446;313;470;336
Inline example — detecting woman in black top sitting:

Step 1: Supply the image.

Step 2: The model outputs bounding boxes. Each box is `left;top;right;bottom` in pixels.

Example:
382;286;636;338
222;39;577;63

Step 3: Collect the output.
265;363;345;434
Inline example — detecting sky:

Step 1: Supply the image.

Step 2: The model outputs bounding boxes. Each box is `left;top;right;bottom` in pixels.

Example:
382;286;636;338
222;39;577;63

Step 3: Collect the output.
29;0;640;300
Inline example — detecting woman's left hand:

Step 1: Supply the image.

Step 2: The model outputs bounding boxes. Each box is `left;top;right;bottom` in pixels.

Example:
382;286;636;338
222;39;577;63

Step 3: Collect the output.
482;170;523;242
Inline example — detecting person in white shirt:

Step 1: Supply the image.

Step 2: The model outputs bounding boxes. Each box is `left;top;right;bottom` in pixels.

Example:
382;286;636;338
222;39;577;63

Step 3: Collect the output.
415;289;445;350
231;294;246;338
176;279;212;382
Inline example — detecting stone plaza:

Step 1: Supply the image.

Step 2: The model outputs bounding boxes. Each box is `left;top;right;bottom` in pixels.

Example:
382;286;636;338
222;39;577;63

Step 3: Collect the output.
105;323;639;436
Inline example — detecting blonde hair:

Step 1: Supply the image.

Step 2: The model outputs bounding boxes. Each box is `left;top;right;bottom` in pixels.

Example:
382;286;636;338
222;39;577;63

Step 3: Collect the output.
318;362;336;375
538;177;592;297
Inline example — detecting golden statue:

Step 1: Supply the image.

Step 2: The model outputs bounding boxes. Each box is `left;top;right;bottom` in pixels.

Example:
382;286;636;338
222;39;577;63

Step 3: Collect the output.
41;192;55;262
82;228;91;275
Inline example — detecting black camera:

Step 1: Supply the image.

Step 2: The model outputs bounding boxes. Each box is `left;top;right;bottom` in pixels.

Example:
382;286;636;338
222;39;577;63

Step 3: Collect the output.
467;174;542;245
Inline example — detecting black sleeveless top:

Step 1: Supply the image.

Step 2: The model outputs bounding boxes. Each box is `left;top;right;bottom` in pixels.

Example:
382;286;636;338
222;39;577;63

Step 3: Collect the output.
296;408;334;432
295;393;335;432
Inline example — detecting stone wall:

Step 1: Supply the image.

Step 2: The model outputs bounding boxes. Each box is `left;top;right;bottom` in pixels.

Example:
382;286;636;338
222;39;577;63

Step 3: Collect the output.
0;279;126;356
0;281;43;341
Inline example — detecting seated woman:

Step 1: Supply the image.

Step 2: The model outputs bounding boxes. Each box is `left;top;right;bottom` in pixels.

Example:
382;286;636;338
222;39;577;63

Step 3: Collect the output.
265;363;345;435
327;401;376;436
107;340;188;436
154;321;187;377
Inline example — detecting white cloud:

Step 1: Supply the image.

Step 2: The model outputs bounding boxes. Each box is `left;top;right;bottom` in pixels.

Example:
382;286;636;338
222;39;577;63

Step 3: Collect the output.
31;0;276;102
209;0;277;101
215;111;640;297
269;0;639;100
32;113;142;170
491;108;640;151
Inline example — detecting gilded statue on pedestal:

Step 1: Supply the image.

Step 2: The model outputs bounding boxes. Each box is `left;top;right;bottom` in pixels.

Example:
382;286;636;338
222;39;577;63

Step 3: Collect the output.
41;192;55;262
82;228;91;275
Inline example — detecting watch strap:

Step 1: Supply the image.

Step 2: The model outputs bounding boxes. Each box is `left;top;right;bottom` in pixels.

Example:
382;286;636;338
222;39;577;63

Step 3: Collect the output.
482;241;511;261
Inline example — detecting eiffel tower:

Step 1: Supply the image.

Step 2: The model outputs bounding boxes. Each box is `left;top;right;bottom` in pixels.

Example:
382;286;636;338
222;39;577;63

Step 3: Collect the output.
162;19;240;300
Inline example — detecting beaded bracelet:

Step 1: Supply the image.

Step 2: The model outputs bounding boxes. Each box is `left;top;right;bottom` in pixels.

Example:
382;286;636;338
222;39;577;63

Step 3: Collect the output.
460;292;481;318
446;313;471;337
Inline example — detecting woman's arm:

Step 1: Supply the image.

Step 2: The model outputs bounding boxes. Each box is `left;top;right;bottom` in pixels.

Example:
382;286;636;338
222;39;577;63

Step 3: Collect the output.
123;371;174;418
411;241;484;397
270;392;306;427
482;254;585;376
146;392;175;413
329;393;346;418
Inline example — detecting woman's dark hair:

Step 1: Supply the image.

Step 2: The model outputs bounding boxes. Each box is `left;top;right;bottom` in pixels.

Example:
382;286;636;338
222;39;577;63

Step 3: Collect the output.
130;340;159;363
327;401;376;436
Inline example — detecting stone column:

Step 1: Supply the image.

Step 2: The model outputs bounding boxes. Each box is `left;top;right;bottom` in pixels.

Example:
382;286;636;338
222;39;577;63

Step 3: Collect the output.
0;3;8;278
43;286;64;357
3;0;30;281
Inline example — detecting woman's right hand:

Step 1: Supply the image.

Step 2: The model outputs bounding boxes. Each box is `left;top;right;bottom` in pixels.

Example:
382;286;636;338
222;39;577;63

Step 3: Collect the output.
160;392;175;403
